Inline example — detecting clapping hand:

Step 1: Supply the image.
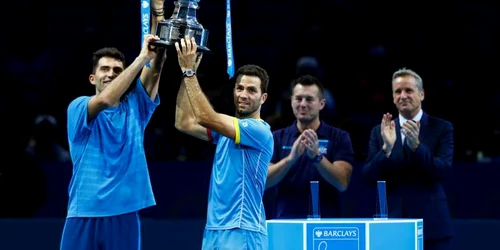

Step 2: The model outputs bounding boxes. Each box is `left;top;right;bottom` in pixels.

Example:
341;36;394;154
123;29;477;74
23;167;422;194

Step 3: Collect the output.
402;120;420;150
288;134;306;164
381;113;396;153
301;129;319;159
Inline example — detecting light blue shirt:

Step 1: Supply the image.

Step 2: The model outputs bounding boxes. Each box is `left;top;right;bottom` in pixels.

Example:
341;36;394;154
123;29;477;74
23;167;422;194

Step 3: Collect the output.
206;118;273;234
66;80;159;217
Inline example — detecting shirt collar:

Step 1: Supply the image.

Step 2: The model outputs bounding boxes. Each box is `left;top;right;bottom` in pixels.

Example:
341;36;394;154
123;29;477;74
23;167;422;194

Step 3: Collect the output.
399;109;423;127
289;120;329;138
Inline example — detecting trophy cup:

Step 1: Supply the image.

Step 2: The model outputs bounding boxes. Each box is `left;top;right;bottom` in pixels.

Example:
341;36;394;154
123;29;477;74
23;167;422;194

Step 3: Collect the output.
151;0;210;52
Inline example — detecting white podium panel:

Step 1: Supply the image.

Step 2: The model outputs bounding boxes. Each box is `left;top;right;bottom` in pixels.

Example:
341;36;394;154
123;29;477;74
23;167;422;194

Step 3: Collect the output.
267;218;423;250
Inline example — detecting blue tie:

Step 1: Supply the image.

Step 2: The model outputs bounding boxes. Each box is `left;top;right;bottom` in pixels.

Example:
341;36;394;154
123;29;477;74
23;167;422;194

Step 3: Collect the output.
403;120;416;157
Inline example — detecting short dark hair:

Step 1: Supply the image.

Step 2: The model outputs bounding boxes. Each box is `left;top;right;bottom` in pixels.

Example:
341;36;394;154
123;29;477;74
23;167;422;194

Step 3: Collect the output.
92;47;126;73
292;74;325;99
234;64;269;93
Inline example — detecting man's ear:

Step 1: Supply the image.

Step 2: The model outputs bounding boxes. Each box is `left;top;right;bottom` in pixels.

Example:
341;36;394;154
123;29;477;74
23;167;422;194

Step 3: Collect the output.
89;74;95;85
260;93;268;105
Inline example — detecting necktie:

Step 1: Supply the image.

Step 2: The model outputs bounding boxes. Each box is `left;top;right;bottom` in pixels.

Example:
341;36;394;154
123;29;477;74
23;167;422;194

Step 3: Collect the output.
403;120;415;159
403;133;411;158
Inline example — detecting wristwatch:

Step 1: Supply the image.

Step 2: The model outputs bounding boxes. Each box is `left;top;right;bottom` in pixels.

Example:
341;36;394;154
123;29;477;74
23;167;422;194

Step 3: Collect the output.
313;153;324;164
183;69;196;78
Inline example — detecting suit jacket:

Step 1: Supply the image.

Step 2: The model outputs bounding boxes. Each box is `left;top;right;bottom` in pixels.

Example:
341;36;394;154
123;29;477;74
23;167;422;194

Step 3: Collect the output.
362;112;454;241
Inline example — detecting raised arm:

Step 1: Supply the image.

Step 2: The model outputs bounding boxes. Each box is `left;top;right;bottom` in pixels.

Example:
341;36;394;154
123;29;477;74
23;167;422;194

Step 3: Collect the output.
362;114;397;185
363;127;386;183
175;37;236;140
266;134;305;188
139;0;167;100
175;76;211;141
302;129;354;192
87;35;158;121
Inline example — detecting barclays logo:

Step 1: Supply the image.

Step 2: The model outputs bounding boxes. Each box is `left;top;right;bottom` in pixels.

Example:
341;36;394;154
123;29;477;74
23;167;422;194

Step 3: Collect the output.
315;230;323;237
142;1;149;9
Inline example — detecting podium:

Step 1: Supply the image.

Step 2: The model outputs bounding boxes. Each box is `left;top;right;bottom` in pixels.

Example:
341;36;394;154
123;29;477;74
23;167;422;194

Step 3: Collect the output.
267;218;423;250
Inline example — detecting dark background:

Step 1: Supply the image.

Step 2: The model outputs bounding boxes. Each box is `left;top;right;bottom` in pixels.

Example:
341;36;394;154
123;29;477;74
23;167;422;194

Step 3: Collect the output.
1;1;499;249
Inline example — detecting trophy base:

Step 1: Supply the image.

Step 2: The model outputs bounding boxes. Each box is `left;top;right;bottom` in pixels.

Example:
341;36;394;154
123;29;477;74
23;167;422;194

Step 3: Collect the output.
153;21;211;53
150;40;211;53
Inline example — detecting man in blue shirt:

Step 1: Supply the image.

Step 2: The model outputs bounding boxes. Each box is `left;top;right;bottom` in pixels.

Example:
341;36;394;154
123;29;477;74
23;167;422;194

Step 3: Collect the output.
266;75;354;219
60;2;167;248
174;37;273;250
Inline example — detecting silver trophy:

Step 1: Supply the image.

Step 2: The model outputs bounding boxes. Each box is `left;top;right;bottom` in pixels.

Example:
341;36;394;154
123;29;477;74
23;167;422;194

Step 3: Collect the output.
152;0;210;52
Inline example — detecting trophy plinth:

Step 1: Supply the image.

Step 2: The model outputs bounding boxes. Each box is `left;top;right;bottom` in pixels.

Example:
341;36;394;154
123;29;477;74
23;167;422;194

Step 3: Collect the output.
152;0;210;52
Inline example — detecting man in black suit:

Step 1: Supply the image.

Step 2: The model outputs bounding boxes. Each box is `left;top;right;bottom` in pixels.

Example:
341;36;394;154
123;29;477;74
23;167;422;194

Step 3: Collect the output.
363;68;454;250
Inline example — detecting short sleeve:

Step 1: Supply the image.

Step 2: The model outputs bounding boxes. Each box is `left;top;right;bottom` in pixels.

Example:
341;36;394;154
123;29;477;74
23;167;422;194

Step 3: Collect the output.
67;96;93;142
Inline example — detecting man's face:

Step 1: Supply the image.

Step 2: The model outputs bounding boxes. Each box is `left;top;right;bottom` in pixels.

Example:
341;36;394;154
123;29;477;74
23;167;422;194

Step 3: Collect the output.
291;84;325;123
392;75;424;116
89;57;124;94
233;75;267;117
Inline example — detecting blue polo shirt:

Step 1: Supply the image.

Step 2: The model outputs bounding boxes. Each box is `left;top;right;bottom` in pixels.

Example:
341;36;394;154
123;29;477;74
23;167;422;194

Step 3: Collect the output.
270;120;354;218
206;118;273;234
66;80;158;217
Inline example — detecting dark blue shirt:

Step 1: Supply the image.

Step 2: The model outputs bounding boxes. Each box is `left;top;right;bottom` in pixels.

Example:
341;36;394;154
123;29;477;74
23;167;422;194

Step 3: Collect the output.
270;120;354;219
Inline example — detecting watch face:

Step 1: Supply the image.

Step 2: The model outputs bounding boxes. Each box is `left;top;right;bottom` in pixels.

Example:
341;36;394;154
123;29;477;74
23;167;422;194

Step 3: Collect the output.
184;69;195;76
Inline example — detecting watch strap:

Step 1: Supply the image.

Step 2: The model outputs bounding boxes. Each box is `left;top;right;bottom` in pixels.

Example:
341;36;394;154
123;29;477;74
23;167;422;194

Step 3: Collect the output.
313;153;323;163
